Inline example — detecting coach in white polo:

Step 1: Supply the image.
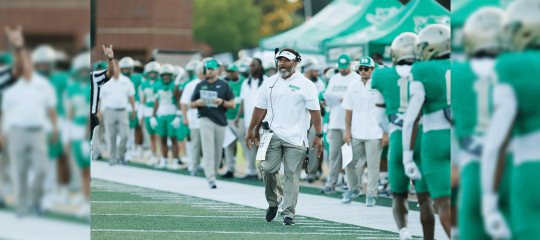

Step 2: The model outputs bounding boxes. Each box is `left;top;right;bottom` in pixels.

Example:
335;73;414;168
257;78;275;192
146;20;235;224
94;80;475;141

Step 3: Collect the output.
341;56;385;207
98;64;136;165
321;54;359;194
245;48;322;226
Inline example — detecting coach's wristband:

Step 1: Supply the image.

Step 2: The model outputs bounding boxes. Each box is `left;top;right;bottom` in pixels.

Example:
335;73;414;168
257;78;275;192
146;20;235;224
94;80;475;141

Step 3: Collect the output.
108;57;113;61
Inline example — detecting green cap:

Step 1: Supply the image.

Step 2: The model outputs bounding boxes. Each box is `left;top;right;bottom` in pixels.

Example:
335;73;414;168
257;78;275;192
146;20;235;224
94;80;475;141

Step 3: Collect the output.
0;52;13;65
337;54;351;69
358;57;375;68
226;63;238;72
93;61;107;71
205;59;219;70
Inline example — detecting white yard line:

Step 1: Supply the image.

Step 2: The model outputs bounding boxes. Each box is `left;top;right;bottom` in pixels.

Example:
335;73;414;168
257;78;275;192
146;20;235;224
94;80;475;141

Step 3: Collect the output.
91;214;261;218
0;211;89;240
91;161;448;239
91;229;397;236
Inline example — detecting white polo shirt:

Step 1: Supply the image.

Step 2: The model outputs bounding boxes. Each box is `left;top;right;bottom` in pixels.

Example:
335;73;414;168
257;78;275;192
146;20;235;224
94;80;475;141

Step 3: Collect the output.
180;78;202;129
341;79;383;140
239;75;267;128
255;71;320;147
325;71;359;130
2;72;57;130
99;74;135;110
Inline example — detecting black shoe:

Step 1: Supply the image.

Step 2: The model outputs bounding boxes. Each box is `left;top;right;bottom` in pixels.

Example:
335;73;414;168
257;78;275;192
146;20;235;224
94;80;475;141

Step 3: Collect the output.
242;175;258;181
117;158;126;165
209;181;217;189
283;217;295;225
221;171;234;178
93;153;103;161
307;178;314;183
266;206;278;222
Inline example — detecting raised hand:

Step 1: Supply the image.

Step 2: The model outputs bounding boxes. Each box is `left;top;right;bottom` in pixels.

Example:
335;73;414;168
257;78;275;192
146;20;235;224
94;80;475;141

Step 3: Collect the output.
102;44;114;60
4;25;24;48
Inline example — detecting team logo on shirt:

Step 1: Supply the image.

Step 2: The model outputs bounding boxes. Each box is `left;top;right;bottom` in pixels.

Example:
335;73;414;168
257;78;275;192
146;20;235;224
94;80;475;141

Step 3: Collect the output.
289;85;300;92
202;85;208;90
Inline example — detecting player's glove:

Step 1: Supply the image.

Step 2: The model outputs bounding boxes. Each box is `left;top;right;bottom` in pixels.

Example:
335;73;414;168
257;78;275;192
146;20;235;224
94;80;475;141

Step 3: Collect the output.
482;193;512;239
171;116;181;128
150;117;158;129
403;150;422;180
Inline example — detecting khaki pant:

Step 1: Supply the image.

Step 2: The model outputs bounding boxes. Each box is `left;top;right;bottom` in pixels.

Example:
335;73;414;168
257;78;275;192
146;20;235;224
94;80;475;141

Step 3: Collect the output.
8;128;48;215
103;109;129;163
257;133;306;219
91;123;105;156
224;119;253;173
0;146;10;199
345;138;382;196
305;125;320;179
200;117;226;182
189;128;202;172
326;129;345;187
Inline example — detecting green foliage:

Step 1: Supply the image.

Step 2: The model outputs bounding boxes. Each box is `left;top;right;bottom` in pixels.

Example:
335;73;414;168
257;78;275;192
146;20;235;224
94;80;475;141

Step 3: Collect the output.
193;0;262;54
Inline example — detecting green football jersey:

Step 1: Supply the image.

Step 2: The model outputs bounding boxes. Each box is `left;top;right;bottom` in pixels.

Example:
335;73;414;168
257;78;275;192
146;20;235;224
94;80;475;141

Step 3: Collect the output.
153;79;177;107
371;67;409;117
49;71;70;117
141;79;157;108
410;59;451;115
177;79;191;92
66;81;91;126
227;78;245;120
451;61;494;141
495;50;540;136
319;91;329;124
130;73;143;102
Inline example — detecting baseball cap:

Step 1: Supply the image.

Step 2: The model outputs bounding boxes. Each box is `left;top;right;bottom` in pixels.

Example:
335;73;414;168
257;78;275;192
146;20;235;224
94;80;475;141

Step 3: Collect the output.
276;51;297;60
205;59;219;70
226;63;239;72
358;56;375;68
337;54;351;69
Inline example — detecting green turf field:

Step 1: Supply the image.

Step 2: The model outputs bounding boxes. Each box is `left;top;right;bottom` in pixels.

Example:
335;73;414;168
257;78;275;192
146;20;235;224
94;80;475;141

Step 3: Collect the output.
91;179;420;240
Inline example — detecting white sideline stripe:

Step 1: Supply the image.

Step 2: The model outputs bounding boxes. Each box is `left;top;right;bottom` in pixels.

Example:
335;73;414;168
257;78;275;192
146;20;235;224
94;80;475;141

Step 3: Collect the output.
91;214;261;218
300;226;368;229
91;201;224;204
0;212;89;240
91;162;448;239
90;229;396;236
217;211;263;213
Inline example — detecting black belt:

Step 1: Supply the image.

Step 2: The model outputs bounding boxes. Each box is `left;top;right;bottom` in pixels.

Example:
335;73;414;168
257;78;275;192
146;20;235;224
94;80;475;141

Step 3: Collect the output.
108;108;126;111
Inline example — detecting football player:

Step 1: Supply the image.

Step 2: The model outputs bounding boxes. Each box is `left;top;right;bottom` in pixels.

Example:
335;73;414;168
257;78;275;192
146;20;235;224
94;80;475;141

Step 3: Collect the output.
482;1;540;239
140;61;161;166
371;32;435;240
150;64;183;169
401;24;452;238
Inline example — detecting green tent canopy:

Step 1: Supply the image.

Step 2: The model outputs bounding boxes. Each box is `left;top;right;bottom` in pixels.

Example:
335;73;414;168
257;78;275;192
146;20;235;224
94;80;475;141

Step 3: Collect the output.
324;0;449;62
451;0;513;52
259;0;402;55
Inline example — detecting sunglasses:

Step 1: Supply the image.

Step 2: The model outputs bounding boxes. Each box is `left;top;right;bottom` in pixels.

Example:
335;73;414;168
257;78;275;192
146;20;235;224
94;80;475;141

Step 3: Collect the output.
359;67;372;72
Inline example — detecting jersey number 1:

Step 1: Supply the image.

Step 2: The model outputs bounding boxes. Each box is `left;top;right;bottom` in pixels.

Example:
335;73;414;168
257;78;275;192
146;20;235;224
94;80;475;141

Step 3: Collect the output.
397;77;408;112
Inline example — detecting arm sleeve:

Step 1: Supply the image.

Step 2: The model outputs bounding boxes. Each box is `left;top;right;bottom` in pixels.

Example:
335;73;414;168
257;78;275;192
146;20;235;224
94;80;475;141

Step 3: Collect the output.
374;90;385;104
481;83;517;195
239;82;247;100
402;80;425;152
341;86;354;110
254;81;268;109
191;84;201;102
304;81;320;110
46;83;58;108
180;83;192;105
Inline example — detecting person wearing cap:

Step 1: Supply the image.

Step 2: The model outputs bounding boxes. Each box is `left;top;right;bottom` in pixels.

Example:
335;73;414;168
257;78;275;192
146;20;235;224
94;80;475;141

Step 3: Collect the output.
245;48;322;226
320;54;360;194
221;63;249;178
235;58;267;180
341;56;387;207
190;59;235;188
263;60;277;77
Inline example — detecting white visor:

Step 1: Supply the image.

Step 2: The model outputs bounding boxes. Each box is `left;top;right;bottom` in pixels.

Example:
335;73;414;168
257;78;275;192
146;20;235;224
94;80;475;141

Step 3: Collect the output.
276;51;296;61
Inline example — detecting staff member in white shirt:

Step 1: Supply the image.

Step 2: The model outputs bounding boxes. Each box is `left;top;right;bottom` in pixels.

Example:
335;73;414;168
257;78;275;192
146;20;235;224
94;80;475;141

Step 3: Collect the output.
246;48;322;226
97;61;135;165
320;54;359;194
341;57;387;207
1;26;52;216
235;58;267;180
180;60;204;176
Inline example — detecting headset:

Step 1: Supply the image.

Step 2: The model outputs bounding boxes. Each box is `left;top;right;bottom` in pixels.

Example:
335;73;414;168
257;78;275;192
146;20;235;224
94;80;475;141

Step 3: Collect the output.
274;48;301;68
